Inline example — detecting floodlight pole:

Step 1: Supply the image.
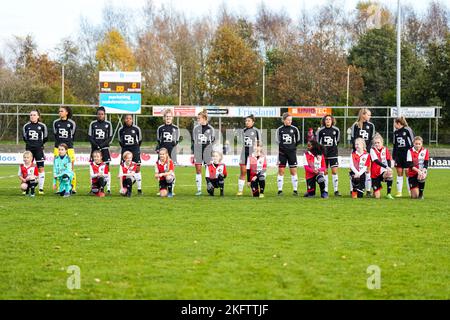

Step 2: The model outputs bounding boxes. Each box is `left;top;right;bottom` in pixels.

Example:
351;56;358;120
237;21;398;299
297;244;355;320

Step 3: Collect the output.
61;65;65;105
396;0;401;116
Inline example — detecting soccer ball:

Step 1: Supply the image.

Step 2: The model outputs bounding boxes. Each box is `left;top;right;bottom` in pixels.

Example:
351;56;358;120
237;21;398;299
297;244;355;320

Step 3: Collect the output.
20;183;28;191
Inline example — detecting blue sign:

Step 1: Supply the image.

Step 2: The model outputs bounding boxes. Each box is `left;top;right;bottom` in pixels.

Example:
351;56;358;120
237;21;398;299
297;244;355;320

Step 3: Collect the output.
99;93;141;114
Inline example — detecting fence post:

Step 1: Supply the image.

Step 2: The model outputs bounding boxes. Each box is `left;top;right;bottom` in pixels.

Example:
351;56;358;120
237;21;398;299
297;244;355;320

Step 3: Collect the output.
386;107;389;147
16;105;19;145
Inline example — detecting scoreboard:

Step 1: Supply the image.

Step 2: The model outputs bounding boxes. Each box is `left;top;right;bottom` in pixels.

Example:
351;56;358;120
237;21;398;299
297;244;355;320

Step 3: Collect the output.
99;72;142;114
99;81;141;93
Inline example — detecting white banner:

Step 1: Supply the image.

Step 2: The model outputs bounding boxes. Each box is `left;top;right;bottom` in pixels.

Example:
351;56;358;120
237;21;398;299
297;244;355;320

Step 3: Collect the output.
99;71;142;83
391;107;435;118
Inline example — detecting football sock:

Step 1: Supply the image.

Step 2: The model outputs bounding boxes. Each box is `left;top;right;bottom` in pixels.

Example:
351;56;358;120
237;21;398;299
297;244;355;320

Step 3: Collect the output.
107;172;111;191
277;175;284;191
332;174;339;192
396;176;403;194
260;180;265;194
136;172;142;190
291;174;298;192
419;182;425;197
38;172;45;190
324;175;329;192
238;179;245;192
387;179;393;194
365;175;372;192
196;174;202;192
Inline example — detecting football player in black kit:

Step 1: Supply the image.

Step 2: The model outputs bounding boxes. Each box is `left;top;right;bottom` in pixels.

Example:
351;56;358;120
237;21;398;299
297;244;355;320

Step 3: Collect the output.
192;110;215;196
156;108;180;163
88;106;113;194
316;114;341;196
393;116;415;197
23;110;48;194
350;108;375;197
156;108;180;195
276;112;301;196
53;106;77;193
237;114;261;196
119;114;143;194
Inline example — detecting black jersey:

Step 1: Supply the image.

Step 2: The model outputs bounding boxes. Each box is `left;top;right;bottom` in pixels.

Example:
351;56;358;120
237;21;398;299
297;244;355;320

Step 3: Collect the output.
192;124;215;150
156;124;180;151
316;126;340;158
350;121;375;151
88;120;113;149
119;125;142;148
393;126;414;156
53;119;76;148
276;125;300;152
23;122;48;149
242;127;261;151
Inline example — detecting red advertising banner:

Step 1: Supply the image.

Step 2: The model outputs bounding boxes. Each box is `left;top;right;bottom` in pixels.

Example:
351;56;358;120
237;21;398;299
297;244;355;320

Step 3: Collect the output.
288;107;332;118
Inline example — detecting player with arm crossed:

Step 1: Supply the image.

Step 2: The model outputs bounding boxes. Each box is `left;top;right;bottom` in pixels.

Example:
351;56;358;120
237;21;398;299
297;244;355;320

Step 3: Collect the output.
53;106;77;193
205;151;227;197
90;150;109;197
393;116;415;197
350;108;375;197
316;114;341;197
237;114;261;196
349;138;371;199
276;112;301;196
23;110;47;194
118;151;138;197
53;143;74;197
154;148;175;198
88;106;113;194
303;140;328;198
18;151;39;197
192;110;215;196
246;142;267;198
370;133;394;199
119;114;143;195
406;136;429;200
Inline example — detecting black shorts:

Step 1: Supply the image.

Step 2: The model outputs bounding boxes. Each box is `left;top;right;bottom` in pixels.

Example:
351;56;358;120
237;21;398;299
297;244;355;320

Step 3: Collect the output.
394;150;409;168
26;147;45;168
91;148;111;163
306;177;318;193
240;149;250;166
349;171;366;191
408;176;419;190
121;147;141;164
325;157;339;168
372;174;387;191
159;179;173;190
207;179;222;189
278;149;297;168
194;145;213;165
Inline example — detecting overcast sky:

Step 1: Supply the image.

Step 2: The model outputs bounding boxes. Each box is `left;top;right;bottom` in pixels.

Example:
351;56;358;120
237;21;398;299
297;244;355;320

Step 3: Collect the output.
0;0;444;56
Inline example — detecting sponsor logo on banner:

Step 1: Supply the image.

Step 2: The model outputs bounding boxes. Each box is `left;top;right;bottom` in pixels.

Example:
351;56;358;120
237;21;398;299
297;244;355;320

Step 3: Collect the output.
429;157;450;169
99;93;142;114
228;107;280;118
288;107;332;118
390;107;436;118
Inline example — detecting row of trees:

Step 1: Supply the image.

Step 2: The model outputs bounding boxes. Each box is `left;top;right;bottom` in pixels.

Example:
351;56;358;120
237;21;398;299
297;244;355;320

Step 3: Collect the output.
0;0;449;140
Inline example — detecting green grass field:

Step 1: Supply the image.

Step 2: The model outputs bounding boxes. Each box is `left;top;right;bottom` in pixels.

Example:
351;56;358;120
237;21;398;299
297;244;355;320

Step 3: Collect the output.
0;164;448;300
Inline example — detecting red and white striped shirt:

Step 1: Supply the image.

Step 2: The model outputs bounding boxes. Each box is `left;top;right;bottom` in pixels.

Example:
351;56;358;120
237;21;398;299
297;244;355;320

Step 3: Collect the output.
407;147;429;177
155;159;175;181
370;146;392;178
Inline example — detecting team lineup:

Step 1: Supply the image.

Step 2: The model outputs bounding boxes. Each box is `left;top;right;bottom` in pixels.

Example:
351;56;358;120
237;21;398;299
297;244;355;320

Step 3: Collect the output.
19;106;429;199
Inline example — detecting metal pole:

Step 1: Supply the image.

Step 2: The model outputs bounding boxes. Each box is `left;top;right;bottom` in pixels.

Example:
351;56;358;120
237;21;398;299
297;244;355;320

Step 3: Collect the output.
396;0;401;115
219;116;222;145
386;107;389;147
62;65;65;105
16;105;19;145
179;65;182;106
262;64;265;107
302;118;305;147
345;66;349;146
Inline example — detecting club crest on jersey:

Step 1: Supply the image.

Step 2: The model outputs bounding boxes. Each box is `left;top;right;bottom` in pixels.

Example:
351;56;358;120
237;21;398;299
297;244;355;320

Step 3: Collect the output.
95;129;105;139
324;136;334;146
124;135;134;144
163;132;173;142
198;134;208;144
